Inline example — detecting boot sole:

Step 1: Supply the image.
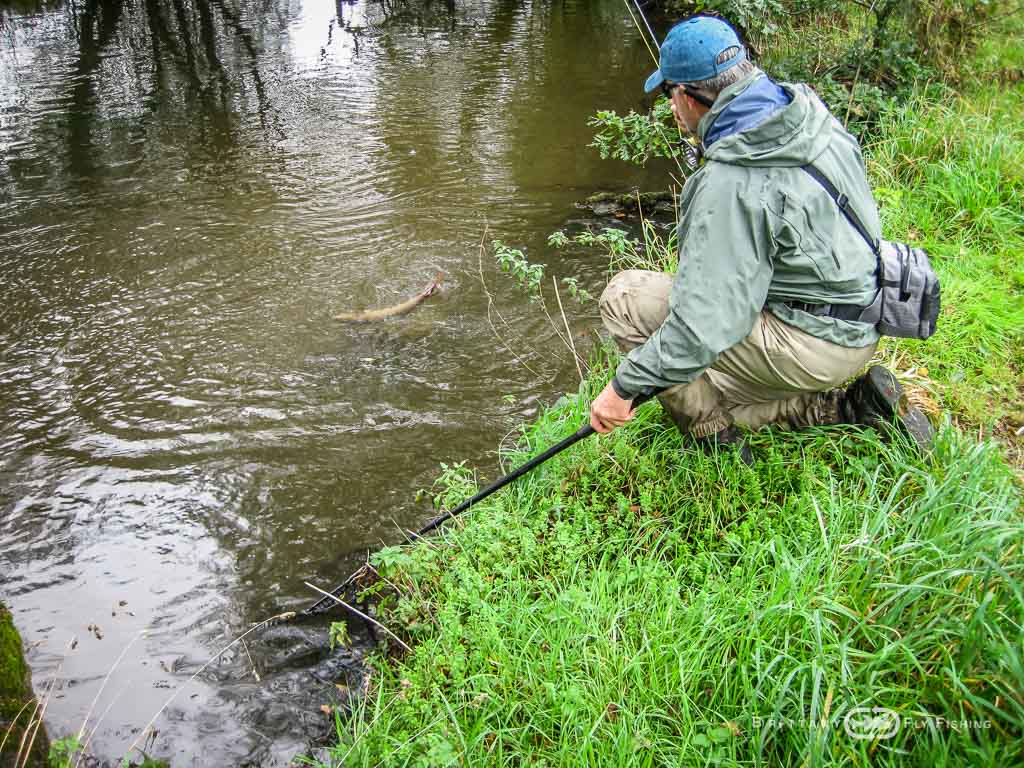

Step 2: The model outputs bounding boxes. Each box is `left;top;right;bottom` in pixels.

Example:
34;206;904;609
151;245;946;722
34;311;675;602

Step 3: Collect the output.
864;365;935;453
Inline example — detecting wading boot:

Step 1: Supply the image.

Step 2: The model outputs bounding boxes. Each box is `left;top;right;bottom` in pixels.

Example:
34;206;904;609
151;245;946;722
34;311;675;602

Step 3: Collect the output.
693;425;754;467
841;365;934;453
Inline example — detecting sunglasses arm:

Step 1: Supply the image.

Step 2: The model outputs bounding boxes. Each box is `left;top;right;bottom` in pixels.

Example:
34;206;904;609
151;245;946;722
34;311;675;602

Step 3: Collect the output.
682;86;715;109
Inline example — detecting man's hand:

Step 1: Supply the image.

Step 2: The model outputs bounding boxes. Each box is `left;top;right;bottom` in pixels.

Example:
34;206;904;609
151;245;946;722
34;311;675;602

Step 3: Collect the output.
590;381;634;434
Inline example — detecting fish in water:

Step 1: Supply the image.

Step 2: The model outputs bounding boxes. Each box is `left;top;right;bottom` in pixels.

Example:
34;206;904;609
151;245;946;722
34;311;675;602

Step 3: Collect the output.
334;272;444;322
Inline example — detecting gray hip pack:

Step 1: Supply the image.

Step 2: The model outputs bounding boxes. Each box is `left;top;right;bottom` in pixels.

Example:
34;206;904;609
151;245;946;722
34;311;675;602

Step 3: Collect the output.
802;164;941;340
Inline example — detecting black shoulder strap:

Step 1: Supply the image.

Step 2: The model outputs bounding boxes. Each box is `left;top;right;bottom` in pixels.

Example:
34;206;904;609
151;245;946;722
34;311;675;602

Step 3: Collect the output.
801;164;879;255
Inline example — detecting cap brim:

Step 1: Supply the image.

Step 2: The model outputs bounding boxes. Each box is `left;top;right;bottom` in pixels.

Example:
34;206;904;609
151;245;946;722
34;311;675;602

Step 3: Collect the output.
644;69;664;93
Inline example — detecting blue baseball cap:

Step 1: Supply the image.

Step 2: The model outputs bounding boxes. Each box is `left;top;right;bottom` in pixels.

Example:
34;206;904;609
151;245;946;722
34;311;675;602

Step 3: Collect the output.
644;16;746;93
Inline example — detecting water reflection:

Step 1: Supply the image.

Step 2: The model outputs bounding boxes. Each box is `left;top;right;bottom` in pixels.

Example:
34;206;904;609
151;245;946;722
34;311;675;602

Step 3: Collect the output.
0;0;663;763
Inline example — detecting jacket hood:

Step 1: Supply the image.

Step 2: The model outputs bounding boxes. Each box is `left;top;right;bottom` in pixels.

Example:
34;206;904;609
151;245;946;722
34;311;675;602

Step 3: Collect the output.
699;73;834;167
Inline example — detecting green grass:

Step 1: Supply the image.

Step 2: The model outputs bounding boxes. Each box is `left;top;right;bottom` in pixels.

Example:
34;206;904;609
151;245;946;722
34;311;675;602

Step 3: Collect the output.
866;84;1024;428
311;28;1024;768
316;384;1022;766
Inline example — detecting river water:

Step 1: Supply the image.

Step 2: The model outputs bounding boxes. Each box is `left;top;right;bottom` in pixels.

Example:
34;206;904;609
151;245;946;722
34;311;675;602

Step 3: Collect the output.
0;0;665;763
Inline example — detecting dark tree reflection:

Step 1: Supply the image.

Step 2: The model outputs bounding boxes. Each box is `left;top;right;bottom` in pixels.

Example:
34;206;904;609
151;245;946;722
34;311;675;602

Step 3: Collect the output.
0;0;328;186
0;0;496;191
67;0;124;175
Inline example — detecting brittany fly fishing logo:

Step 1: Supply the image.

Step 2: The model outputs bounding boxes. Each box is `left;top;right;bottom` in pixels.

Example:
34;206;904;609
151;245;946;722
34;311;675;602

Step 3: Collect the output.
843;707;901;740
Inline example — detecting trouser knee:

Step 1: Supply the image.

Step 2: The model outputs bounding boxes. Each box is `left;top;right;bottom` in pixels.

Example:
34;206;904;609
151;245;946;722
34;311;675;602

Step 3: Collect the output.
598;272;634;349
599;269;671;352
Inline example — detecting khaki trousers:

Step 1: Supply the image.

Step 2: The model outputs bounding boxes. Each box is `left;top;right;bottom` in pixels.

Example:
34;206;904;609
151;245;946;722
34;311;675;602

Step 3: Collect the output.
600;270;876;436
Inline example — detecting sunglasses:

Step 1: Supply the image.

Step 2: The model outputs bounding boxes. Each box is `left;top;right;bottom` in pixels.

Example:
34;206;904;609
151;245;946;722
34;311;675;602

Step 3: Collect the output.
661;82;715;109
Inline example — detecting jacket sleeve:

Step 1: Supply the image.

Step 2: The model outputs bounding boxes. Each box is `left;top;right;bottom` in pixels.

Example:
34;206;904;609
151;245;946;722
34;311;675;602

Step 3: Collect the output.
613;166;775;398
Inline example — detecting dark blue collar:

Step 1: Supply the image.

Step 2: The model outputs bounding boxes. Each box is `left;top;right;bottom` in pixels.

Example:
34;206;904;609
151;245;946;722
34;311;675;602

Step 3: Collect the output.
704;76;792;147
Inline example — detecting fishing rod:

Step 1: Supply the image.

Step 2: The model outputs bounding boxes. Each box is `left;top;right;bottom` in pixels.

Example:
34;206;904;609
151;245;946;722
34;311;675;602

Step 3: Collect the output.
303;391;656;616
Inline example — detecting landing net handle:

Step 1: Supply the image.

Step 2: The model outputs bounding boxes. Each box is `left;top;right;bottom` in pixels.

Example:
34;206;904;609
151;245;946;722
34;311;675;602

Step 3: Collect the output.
304;391;656;616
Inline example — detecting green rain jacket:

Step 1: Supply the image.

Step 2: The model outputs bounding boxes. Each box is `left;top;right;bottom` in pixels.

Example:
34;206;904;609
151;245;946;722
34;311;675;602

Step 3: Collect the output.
613;71;882;399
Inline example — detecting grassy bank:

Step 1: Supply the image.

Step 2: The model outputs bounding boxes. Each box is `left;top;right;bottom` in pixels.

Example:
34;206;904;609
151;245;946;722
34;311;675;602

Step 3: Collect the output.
312;36;1024;768
866;85;1024;436
321;411;1021;766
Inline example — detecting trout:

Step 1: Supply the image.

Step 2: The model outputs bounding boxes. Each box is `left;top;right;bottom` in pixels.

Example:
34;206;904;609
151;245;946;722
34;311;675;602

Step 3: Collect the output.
333;272;443;322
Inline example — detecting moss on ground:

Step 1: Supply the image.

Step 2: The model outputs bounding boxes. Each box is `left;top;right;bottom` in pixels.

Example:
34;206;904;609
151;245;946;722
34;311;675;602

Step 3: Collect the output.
1;603;47;768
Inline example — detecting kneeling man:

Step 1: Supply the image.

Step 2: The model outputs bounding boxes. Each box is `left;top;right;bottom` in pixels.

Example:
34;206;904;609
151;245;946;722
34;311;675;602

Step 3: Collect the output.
589;15;932;459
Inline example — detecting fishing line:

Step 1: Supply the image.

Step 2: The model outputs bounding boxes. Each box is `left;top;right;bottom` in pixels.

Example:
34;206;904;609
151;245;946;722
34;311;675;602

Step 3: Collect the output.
631;0;659;55
619;0;695;179
624;0;658;65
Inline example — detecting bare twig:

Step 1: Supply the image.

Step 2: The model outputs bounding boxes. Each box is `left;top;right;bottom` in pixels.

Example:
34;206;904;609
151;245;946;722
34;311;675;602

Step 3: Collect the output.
497;424;523;473
17;635;76;768
303;583;412;653
476;230;548;378
75;631;145;768
364;562;410;597
241;638;260;682
12;698;42;768
390;519;432;547
407;528;435;546
0;700;33;757
552;276;585;385
79;679;132;761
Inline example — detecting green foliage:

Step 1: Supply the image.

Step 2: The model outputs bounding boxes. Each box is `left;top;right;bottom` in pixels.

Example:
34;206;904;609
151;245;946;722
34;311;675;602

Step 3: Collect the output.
328;621;351;651
595;0;1016;158
429;461;477;512
318;372;1022;765
371;545;415;571
671;0;787;40
493;240;545;295
865;85;1024;424
558;277;593;303
493;237;597;304
881;0;1003;79
46;735;167;768
546;231;569;249
794;74;893;136
48;736;82;768
670;0;1003;83
588;98;683;166
549;220;678;275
